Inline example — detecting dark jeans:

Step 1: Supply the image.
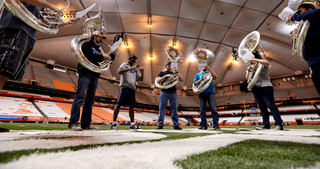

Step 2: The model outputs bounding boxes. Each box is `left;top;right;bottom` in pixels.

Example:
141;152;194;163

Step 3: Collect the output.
69;71;99;128
252;86;283;126
158;91;179;127
198;92;219;127
310;61;320;95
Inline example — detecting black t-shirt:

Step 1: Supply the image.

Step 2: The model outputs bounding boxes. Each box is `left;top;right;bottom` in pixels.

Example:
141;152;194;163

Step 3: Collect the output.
157;70;176;91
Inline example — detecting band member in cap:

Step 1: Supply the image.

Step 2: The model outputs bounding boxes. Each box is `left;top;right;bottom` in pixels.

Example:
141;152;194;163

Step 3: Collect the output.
0;0;77;90
246;57;283;130
111;54;144;130
193;65;220;130
286;2;320;95
69;31;116;131
156;61;184;130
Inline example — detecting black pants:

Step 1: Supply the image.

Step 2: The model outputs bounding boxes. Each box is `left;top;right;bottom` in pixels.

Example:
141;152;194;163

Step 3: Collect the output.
310;61;320;95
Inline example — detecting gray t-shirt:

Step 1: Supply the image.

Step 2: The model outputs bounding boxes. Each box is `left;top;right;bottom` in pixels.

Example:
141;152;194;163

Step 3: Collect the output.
117;62;142;90
255;64;273;87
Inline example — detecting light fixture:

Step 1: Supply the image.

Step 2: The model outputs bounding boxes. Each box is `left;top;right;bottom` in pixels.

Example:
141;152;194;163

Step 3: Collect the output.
232;47;238;62
146;0;152;27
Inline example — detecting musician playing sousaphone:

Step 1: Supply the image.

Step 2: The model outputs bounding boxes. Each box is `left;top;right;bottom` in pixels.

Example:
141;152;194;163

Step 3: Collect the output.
192;48;220;130
240;31;284;131
0;0;77;91
69;30;118;131
284;1;320;95
155;46;184;130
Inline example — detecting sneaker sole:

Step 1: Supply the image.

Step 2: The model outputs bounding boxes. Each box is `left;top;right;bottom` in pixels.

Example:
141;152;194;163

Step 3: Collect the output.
68;129;82;131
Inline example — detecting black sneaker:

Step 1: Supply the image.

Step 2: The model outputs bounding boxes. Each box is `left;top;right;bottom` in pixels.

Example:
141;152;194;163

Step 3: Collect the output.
130;123;143;130
214;126;221;130
0;127;9;133
156;126;163;130
256;125;270;130
68;124;82;131
173;126;182;130
198;126;207;130
111;124;119;130
274;125;283;130
82;125;99;130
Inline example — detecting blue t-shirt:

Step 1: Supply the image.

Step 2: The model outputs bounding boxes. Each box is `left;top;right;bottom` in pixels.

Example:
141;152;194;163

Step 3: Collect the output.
0;2;42;40
291;9;320;66
193;71;215;94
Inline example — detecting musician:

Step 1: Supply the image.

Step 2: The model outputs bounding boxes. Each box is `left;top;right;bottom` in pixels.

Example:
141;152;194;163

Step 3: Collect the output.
193;65;220;130
69;31;116;131
286;2;320;95
156;61;183;130
246;57;283;130
0;0;77;90
111;55;144;130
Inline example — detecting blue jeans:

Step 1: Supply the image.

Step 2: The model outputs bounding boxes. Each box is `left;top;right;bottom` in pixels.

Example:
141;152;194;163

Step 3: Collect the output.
199;93;219;127
69;71;99;128
252;86;283;126
158;91;179;127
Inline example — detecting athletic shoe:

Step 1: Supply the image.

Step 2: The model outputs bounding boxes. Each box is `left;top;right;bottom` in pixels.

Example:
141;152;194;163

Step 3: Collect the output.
256;125;270;130
156;126;163;130
82;125;99;130
68;124;82;131
0;127;9;133
214;126;221;130
173;126;182;130
130;123;143;130
198;126;207;130
274;125;284;130
111;124;119;130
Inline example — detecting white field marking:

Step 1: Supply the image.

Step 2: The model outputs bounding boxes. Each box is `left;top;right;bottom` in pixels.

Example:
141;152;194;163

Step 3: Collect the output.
0;129;319;169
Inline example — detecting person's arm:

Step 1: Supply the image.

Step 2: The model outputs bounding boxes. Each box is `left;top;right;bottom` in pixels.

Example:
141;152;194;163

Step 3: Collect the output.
193;75;204;86
287;9;320;22
118;64;139;74
156;72;172;84
247;58;269;68
21;0;63;16
174;67;184;82
245;66;253;80
137;68;144;81
205;65;217;79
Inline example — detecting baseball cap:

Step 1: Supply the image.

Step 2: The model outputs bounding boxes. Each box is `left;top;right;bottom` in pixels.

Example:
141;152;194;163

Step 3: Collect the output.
92;31;106;39
129;54;138;59
166;61;171;65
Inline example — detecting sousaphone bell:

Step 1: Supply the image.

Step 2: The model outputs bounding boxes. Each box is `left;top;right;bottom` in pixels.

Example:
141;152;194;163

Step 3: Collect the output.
191;48;215;94
155;46;183;89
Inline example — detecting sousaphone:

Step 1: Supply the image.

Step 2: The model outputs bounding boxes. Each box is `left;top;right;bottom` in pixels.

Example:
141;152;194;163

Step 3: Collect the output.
3;0;69;34
71;5;123;73
155;46;183;89
191;48;215;94
238;31;266;91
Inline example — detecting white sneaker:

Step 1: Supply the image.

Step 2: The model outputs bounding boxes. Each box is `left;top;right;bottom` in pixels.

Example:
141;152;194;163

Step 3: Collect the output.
111;122;119;130
130;123;143;130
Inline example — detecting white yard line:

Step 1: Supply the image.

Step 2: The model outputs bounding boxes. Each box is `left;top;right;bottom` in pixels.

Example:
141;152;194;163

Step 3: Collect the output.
0;129;319;169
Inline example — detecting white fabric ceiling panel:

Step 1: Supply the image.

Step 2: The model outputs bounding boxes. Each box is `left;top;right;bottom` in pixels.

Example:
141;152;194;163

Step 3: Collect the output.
82;0;119;12
285;56;309;73
272;0;289;16
221;28;248;47
221;60;247;85
102;12;123;33
215;0;246;6
257;15;292;45
259;38;293;63
195;40;219;52
46;0;83;11
175;37;198;60
206;1;241;27
116;0;147;14
151;15;177;35
199;23;229;42
179;0;213;21
245;0;282;14
120;14;150;33
210;45;234;85
231;8;268;32
268;60;297;78
151;0;181;17
32;35;79;68
176;18;204;38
